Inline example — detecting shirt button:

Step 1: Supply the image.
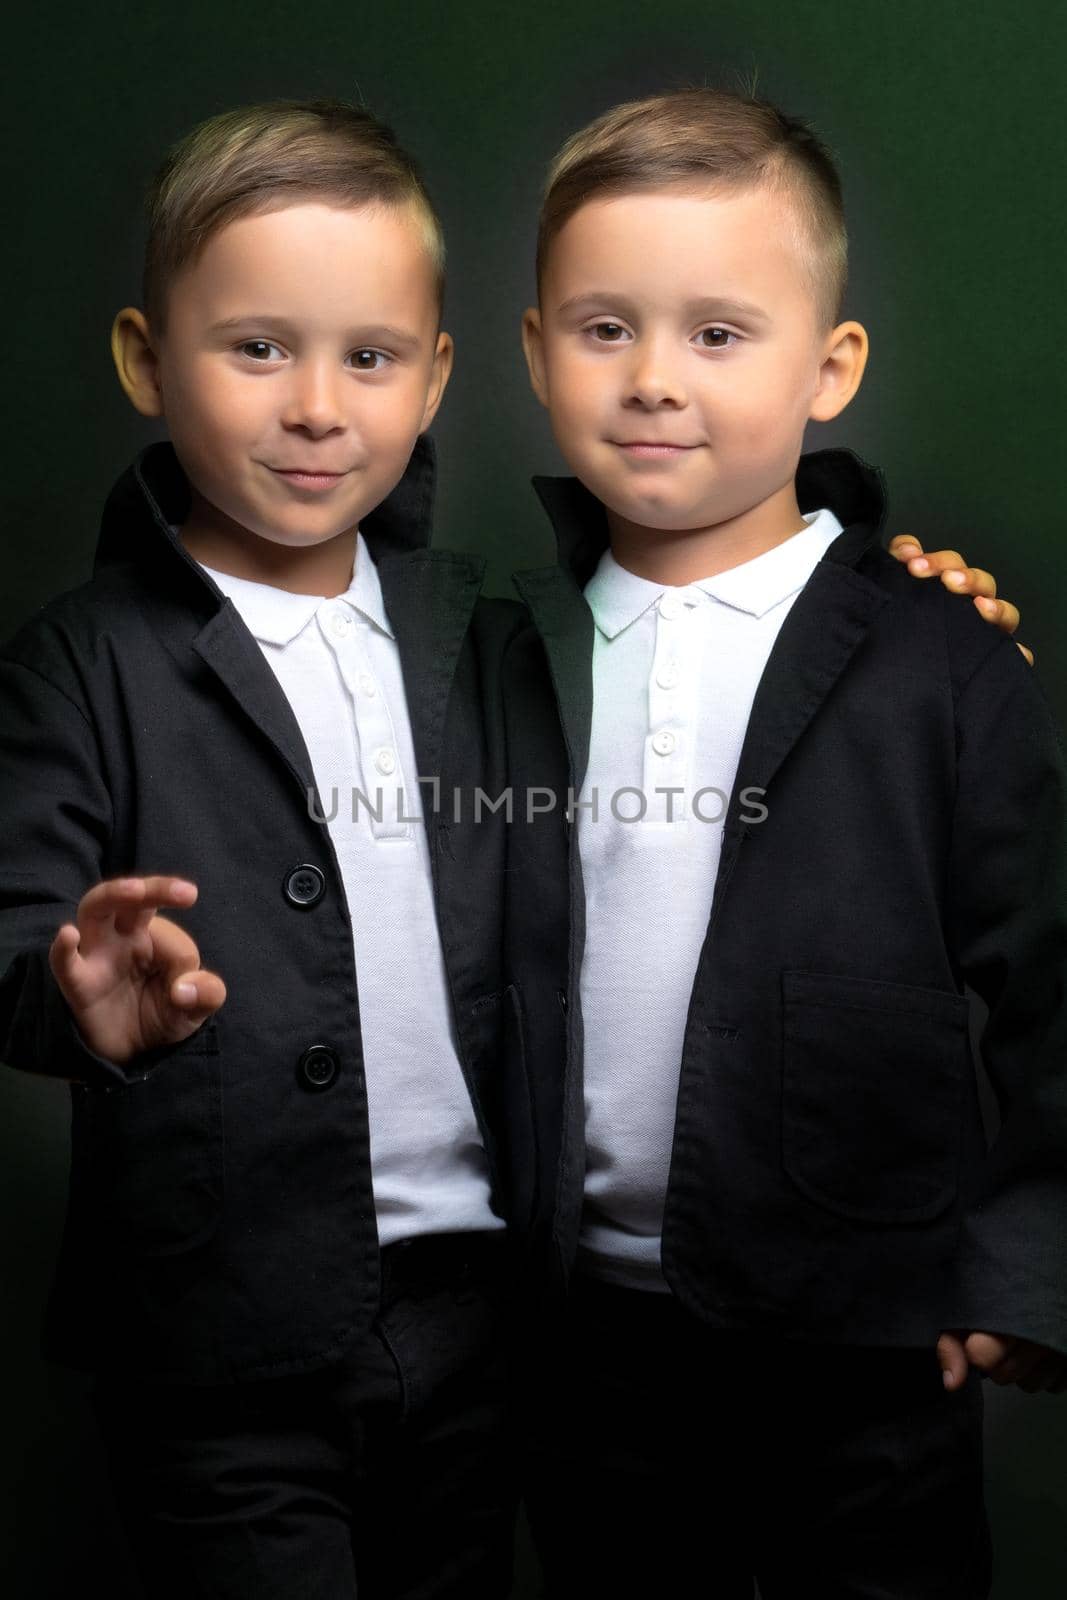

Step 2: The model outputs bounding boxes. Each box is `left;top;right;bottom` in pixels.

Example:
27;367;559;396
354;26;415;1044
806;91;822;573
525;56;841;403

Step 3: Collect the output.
652;730;676;756
358;674;377;697
329;611;353;638
656;663;679;689
297;1044;340;1091
283;863;326;908
375;748;397;776
658;594;681;620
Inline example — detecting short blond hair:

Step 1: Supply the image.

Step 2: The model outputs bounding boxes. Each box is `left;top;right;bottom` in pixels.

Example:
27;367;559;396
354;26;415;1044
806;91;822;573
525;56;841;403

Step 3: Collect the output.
537;88;848;329
142;98;445;335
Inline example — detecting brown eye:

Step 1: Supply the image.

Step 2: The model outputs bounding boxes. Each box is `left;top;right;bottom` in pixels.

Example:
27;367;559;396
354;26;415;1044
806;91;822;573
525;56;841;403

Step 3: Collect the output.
593;323;626;342
240;340;277;360
699;327;732;348
351;349;388;370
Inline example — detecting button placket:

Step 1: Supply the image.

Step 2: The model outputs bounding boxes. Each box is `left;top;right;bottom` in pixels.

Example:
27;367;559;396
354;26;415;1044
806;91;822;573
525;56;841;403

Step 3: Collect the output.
323;606;411;842
645;591;704;825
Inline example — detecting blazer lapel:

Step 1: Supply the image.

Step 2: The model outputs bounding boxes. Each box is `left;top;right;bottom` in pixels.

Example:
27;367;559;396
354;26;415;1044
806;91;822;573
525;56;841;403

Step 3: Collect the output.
511;564;595;797
727;557;891;823
376;551;487;787
191;605;319;796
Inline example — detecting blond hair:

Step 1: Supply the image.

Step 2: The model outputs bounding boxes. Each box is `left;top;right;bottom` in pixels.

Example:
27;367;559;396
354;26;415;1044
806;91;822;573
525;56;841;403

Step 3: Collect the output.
142;98;445;334
537;88;847;328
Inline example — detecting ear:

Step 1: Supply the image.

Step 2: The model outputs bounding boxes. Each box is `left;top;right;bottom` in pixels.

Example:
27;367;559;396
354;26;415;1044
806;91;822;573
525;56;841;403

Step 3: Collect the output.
521;306;549;408
111;307;165;418
808;320;869;423
419;330;454;432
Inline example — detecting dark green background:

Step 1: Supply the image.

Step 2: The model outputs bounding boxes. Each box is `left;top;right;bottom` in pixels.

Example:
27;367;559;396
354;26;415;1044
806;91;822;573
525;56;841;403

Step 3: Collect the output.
3;1;1065;1592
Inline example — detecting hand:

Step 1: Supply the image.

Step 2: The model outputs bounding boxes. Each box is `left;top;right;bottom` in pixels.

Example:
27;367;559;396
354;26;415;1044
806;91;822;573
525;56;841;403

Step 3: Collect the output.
888;535;1034;666
937;1329;1067;1394
48;876;226;1067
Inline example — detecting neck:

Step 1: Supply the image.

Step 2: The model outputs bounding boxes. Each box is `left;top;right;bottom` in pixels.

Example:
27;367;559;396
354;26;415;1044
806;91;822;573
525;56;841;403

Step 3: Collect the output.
606;480;809;586
179;489;358;597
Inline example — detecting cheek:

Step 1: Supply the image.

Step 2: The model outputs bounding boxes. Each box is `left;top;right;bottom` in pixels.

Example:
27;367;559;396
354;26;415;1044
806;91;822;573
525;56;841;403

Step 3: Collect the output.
552;359;608;426
174;362;261;436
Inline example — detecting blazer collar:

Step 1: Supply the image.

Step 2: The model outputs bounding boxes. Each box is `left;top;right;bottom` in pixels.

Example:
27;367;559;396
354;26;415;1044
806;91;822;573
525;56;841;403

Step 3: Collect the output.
530;447;889;589
93;432;439;591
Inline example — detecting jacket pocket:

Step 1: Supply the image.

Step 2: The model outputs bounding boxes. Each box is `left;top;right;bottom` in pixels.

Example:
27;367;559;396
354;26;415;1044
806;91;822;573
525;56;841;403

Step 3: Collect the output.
72;1020;223;1256
781;971;968;1225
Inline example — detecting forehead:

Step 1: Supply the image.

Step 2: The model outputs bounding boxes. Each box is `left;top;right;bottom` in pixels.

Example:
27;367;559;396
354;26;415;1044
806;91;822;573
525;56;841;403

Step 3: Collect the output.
173;200;438;318
545;183;814;309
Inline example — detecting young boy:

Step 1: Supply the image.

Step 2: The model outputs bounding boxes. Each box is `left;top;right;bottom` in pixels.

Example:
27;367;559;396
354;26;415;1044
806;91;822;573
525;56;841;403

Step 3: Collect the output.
0;99;533;1599
505;89;1066;1597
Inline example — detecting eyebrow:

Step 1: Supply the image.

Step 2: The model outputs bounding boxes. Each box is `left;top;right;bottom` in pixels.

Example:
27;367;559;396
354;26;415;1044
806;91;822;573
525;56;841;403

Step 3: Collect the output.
554;292;771;326
207;315;423;351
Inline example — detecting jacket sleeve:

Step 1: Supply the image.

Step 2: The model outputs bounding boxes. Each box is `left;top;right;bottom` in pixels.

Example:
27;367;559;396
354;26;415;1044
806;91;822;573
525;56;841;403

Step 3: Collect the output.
0;654;134;1090
948;639;1067;1354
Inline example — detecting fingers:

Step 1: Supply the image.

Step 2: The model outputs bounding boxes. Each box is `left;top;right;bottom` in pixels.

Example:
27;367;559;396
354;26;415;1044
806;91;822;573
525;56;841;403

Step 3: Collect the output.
973;594;1019;634
149;915;226;1024
899;548;968;581
76;876;198;939
972;596;1035;667
169;967;228;1024
48;922;85;998
893;548;996;600
888;535;925;560
936;1331;970;1391
962;1331;1014;1372
893;550;1032;660
947;564;997;599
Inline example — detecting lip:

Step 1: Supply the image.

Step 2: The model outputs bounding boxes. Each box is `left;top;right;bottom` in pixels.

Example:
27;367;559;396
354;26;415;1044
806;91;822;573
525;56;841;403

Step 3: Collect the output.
611;441;702;457
267;466;350;491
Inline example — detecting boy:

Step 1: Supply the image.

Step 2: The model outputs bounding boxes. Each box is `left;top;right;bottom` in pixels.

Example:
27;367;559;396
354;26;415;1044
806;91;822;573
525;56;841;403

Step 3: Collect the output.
0;99;532;1599
505;89;1066;1597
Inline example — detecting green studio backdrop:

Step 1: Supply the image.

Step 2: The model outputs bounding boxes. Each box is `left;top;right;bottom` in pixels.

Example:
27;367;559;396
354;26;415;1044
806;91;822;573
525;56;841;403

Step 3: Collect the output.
3;1;1065;1594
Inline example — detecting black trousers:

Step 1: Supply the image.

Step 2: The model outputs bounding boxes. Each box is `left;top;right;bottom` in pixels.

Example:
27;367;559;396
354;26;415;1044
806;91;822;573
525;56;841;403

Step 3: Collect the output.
93;1231;520;1600
523;1274;993;1600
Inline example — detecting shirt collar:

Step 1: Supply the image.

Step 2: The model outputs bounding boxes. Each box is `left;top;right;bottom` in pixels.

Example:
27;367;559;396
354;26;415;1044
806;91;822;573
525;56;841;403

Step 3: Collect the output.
187;529;395;647
584;507;845;640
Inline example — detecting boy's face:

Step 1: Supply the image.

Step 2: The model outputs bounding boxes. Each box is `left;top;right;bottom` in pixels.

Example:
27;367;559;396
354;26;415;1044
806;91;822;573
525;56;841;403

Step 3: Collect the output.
118;200;449;568
523;183;862;539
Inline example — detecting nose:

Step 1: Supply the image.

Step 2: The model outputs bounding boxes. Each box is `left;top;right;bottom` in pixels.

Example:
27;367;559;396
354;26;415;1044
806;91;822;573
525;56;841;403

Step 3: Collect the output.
281;359;346;436
623;334;687;410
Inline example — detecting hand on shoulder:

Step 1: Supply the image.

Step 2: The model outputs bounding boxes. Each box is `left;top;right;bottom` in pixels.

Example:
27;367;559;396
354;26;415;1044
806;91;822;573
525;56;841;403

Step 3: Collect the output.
888;535;1033;665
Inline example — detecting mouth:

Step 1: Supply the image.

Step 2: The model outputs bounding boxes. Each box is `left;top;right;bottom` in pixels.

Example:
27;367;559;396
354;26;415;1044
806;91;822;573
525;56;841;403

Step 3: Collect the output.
611;441;702;458
266;465;350;490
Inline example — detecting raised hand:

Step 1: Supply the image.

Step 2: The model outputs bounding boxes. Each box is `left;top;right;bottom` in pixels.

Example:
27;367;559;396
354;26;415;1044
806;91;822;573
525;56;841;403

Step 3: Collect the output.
48;876;226;1067
888;536;1033;665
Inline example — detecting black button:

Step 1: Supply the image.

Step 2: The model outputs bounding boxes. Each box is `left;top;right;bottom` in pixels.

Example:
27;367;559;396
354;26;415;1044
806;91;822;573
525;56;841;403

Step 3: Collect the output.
284;864;326;908
297;1045;340;1091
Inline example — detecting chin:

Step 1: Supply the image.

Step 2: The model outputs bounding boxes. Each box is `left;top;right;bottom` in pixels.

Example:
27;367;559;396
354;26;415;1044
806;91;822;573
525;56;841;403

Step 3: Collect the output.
609;493;702;532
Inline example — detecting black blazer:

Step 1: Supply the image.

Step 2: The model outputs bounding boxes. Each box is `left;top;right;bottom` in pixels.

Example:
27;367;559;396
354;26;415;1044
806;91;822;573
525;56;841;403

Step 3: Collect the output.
503;448;1067;1356
0;436;531;1384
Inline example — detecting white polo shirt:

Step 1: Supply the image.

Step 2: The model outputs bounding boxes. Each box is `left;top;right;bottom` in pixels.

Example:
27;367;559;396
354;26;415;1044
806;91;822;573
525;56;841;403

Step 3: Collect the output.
576;507;844;1289
183;529;502;1246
